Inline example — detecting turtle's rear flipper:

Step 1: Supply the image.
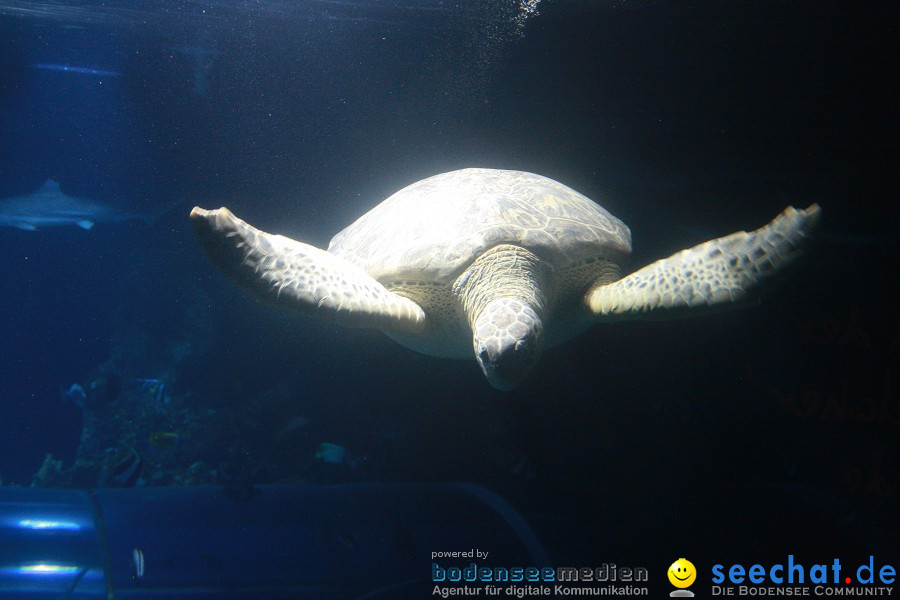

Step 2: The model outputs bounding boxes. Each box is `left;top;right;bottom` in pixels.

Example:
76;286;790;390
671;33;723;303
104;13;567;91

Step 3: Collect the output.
190;207;425;335
586;204;822;320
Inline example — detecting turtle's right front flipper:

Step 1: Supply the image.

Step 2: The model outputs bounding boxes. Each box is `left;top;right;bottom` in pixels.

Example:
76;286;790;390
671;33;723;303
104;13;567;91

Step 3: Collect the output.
190;207;425;335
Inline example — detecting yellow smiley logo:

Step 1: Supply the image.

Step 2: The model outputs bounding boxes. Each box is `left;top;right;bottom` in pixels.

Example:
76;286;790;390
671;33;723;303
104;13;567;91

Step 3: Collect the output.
668;558;696;588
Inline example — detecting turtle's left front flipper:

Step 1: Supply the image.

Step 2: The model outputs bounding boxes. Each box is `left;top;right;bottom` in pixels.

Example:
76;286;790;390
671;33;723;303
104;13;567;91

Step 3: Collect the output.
190;207;426;335
587;204;822;320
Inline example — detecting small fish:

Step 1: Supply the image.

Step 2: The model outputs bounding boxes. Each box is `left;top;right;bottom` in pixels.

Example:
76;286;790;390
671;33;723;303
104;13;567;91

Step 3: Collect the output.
315;442;349;465
110;447;142;488
314;442;360;468
131;548;145;580
148;431;180;450
59;383;86;409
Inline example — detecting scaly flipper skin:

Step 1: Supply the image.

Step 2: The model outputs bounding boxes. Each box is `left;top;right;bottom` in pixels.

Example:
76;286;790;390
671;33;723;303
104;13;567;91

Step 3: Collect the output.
587;204;822;320
190;207;426;335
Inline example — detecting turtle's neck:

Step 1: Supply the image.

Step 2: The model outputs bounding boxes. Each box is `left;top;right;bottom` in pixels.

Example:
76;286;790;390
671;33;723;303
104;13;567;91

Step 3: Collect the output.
452;244;553;325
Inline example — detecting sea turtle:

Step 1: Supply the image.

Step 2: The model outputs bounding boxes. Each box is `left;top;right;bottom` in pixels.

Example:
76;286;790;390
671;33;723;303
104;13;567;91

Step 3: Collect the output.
190;168;820;390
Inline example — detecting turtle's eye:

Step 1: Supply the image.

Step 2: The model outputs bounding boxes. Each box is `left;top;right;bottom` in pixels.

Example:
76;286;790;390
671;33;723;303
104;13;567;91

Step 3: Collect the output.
515;340;526;352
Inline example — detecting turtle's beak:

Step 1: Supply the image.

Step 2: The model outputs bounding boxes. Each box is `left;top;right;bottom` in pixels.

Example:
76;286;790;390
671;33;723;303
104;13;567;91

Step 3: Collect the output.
475;340;538;391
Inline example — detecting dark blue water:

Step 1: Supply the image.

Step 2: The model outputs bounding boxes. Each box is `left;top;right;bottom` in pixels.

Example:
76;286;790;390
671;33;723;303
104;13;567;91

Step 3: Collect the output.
0;0;897;579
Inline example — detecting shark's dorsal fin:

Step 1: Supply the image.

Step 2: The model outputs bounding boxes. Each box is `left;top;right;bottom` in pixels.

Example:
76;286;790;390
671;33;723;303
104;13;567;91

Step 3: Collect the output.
38;179;62;193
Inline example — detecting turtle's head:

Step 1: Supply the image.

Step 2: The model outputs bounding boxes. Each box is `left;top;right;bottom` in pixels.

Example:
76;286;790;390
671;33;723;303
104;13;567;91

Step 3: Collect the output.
473;298;543;391
453;244;551;391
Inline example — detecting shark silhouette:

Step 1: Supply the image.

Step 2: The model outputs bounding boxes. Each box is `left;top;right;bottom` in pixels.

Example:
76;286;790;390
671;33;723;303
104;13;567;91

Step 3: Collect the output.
0;180;154;231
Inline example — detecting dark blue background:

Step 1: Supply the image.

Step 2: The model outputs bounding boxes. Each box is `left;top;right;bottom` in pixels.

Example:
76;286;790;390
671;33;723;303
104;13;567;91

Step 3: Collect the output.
0;0;897;570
